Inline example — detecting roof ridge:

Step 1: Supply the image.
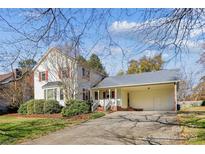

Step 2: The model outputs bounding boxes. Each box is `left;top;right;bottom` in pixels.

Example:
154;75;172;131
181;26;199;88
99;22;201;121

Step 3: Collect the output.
108;69;180;78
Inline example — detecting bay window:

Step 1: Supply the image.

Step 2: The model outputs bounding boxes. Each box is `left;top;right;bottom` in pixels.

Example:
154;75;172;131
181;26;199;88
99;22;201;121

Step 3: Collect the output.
44;88;57;100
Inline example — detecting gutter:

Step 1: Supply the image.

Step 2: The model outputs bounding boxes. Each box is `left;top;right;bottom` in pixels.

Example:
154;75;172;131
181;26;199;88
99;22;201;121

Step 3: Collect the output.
91;80;180;90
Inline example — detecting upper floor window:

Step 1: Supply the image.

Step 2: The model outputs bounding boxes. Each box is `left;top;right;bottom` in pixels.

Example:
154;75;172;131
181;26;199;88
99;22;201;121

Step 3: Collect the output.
41;72;46;81
82;68;90;79
39;71;48;81
59;67;70;79
82;68;85;76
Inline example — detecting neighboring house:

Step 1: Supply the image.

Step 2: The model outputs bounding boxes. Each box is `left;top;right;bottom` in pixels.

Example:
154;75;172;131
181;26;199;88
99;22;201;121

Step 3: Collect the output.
0;69;33;112
0;72;15;112
33;48;106;106
0;69;34;112
91;69;180;111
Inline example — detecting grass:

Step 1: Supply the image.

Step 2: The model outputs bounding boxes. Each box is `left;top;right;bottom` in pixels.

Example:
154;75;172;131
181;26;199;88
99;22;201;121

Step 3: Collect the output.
0;112;105;145
181;106;205;112
178;107;205;144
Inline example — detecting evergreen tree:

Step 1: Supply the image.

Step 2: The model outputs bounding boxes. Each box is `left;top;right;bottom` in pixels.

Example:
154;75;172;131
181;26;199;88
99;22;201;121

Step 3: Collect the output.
88;54;107;75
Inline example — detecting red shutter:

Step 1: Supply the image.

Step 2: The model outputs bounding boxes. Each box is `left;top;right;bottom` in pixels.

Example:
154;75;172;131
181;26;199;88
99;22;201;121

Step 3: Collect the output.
45;70;48;81
39;72;41;81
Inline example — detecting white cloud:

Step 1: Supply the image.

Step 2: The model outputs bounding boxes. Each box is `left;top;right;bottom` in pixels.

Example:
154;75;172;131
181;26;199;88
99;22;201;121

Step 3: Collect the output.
110;21;139;32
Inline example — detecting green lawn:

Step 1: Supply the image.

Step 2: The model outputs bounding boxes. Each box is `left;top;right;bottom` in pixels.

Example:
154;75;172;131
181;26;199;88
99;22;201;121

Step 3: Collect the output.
0;112;105;144
178;107;205;144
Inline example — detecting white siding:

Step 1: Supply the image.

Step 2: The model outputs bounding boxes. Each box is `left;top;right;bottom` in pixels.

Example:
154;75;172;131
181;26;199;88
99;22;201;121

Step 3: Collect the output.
77;65;104;100
34;48;104;105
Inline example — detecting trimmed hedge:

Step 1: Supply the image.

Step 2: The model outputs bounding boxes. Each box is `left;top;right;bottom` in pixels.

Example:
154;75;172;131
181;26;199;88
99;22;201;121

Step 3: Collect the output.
62;99;90;117
202;100;205;106
18;99;62;114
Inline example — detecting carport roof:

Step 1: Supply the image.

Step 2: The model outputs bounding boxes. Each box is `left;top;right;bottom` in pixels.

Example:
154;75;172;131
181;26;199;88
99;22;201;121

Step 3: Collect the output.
93;69;180;89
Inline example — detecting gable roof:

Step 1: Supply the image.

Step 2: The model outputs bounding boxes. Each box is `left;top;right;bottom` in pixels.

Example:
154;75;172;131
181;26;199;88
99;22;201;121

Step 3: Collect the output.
92;69;180;89
0;72;13;82
33;47;106;76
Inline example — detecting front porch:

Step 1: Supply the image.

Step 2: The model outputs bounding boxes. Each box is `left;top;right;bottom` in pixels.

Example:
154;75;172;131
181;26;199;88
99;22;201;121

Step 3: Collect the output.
91;88;121;111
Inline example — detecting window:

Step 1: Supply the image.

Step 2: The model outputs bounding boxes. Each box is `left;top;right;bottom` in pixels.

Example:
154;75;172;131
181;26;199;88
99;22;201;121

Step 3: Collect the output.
103;92;106;99
41;72;46;81
82;68;85;76
45;88;57;100
95;91;98;100
83;89;90;100
106;92;109;99
111;91;115;99
60;89;64;100
44;89;46;99
82;68;90;79
61;67;70;78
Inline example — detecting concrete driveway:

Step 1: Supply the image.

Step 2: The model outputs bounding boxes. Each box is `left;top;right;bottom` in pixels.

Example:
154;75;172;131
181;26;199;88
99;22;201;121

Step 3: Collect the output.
23;111;183;145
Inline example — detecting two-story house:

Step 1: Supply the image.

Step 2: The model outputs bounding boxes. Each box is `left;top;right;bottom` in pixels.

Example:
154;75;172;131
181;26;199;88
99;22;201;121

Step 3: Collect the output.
33;47;106;106
33;47;180;111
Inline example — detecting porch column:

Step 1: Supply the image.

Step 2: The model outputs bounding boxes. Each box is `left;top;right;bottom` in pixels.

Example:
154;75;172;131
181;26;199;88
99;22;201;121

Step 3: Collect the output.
98;90;100;100
174;83;177;111
109;89;111;100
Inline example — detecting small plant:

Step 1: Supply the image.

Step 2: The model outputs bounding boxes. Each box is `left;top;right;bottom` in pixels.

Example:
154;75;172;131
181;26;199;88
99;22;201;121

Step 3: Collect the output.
62;99;90;117
90;112;105;119
201;100;205;106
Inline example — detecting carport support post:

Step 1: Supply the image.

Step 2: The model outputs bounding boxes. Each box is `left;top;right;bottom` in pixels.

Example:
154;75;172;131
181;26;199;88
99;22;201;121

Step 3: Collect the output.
109;89;111;100
114;88;117;111
174;83;177;111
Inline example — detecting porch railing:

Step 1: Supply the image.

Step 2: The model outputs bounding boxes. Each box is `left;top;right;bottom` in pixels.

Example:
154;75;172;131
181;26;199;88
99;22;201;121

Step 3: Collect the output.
92;99;118;111
91;100;99;112
104;100;112;111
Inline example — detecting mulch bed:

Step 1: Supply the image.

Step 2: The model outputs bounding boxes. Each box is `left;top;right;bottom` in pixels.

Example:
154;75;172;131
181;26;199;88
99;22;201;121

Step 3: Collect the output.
3;113;92;121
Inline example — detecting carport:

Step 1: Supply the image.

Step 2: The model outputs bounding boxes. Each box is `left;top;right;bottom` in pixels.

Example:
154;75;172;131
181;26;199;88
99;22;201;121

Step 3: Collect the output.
91;69;180;111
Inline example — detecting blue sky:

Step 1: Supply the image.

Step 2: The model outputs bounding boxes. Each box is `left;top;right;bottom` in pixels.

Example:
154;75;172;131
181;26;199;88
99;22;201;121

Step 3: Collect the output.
0;9;204;84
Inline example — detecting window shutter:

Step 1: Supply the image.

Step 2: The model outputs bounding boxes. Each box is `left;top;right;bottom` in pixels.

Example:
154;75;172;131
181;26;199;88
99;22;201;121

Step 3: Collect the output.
45;70;48;81
39;72;41;81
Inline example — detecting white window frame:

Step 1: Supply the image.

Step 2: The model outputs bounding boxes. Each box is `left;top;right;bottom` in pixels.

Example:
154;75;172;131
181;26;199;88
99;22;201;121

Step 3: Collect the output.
41;71;46;81
44;88;57;100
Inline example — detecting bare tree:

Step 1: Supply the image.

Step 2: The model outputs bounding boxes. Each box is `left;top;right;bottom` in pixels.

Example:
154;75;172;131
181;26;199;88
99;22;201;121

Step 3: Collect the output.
0;9;205;76
44;44;80;102
178;69;196;101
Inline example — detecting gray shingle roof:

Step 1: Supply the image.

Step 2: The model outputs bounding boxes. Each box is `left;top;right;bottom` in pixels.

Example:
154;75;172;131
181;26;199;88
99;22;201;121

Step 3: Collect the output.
42;81;62;89
93;69;180;89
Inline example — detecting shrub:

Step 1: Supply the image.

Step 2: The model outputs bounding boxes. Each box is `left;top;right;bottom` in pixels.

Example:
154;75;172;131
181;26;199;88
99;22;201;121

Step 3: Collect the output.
18;102;28;114
201;100;205;106
44;100;62;114
18;99;62;114
90;112;105;119
62;100;90;117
